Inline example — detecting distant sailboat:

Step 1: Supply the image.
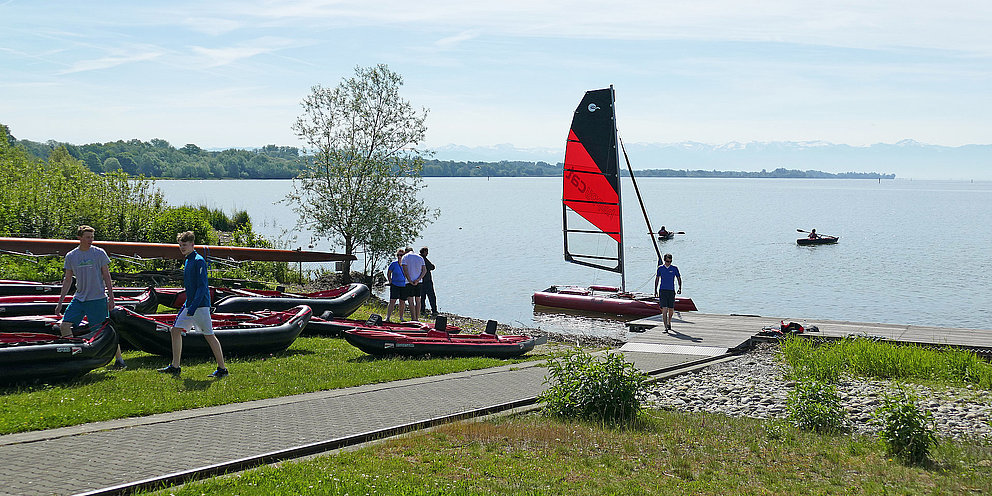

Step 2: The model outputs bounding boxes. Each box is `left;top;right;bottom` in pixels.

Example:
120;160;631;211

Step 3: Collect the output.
532;87;696;316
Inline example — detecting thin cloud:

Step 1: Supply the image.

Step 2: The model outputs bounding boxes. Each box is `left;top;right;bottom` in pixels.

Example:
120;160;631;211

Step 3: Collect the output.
58;51;162;74
188;36;298;67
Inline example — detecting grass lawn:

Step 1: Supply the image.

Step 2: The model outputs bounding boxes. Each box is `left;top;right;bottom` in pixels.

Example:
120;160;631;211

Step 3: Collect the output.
0;335;549;435
141;410;992;495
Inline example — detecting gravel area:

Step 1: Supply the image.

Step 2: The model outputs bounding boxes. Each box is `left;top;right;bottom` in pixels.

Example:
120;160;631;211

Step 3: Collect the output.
648;343;992;441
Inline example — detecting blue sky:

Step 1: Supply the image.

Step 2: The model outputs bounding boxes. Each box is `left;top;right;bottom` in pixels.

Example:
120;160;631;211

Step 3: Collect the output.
2;0;991;155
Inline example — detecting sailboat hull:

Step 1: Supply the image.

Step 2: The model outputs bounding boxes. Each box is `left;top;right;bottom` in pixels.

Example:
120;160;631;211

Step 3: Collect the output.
533;285;697;316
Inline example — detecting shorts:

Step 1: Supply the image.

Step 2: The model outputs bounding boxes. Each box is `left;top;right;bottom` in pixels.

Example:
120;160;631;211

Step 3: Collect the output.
658;290;676;309
389;284;407;300
173;306;214;335
62;298;109;326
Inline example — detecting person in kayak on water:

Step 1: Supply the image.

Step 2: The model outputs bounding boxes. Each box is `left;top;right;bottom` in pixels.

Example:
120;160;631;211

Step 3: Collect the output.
158;231;228;378
658;226;670;237
55;225;126;369
654;253;682;332
808;229;819;239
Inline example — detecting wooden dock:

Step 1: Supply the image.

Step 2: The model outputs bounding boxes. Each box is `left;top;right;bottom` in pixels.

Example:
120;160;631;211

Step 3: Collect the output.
623;313;992;357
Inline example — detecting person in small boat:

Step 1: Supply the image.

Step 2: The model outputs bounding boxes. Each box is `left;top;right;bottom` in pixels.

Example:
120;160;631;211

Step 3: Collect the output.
808;229;819;239
654;253;682;332
401;247;427;321
418;246;438;318
55;225;126;369
385;249;408;322
658;226;670;237
157;231;228;378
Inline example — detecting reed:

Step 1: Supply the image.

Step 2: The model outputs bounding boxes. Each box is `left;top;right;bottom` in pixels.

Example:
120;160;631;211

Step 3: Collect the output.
781;336;992;388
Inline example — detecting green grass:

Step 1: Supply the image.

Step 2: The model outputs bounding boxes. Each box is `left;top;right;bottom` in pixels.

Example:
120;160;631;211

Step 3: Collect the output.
141;410;992;495
781;335;992;388
0;336;546;435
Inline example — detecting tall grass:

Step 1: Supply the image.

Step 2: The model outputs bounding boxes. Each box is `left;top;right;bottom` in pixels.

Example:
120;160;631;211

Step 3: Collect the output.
780;336;992;388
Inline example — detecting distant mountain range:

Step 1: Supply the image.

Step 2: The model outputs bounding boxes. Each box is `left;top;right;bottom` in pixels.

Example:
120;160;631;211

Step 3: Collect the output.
431;140;992;180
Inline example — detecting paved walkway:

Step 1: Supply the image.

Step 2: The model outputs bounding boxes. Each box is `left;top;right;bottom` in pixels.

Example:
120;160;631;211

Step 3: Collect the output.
0;350;718;496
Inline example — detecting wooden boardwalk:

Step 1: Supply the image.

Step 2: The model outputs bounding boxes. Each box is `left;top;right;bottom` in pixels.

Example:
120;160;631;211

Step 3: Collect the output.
624;312;992;356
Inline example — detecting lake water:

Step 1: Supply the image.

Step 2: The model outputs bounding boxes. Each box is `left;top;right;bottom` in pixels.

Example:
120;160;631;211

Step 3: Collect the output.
155;177;992;336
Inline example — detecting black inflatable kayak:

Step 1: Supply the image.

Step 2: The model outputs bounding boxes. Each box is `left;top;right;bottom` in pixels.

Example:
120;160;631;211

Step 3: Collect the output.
211;283;370;318
0;320;119;385
109;305;311;357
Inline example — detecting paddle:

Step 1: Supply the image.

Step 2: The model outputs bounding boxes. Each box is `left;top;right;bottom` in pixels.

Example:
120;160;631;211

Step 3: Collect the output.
796;228;836;239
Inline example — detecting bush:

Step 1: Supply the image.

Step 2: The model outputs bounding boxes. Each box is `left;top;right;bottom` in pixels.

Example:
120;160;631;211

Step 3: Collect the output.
149;206;215;245
538;349;647;425
786;379;847;433
875;390;937;465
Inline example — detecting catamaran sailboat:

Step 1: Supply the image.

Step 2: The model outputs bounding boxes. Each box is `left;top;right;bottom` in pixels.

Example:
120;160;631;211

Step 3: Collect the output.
532;87;697;316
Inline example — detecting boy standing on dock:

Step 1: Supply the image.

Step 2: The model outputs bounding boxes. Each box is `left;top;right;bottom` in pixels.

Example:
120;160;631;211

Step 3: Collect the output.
654;253;682;332
157;231;228;378
56;225;126;368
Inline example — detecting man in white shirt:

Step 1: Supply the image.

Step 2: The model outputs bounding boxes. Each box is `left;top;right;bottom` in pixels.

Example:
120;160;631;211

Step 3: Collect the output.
400;247;426;321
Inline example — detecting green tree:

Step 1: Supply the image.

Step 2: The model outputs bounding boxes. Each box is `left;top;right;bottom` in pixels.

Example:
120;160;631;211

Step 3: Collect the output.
285;64;437;281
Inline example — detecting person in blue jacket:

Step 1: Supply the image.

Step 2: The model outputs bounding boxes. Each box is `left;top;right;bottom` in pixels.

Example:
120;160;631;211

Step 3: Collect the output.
158;231;228;378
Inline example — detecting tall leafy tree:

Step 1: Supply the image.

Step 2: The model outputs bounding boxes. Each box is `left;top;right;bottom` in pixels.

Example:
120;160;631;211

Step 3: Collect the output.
285;64;437;280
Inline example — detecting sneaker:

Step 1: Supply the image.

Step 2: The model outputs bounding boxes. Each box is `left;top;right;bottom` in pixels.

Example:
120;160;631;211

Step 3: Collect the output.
209;367;229;378
109;360;127;370
157;364;181;375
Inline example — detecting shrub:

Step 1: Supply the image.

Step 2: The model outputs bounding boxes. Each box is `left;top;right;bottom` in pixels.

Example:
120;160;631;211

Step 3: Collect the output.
149;206;215;245
786;379;847;433
538;349;647;425
875;390;937;465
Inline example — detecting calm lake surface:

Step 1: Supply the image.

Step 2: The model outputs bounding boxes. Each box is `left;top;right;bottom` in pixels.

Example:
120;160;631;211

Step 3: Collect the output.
155;177;992;337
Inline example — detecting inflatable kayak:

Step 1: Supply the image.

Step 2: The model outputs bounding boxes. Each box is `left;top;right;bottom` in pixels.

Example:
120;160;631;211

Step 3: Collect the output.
343;328;544;358
0;320;119;385
109;305;311;357
0;289;159;317
203;283;370;318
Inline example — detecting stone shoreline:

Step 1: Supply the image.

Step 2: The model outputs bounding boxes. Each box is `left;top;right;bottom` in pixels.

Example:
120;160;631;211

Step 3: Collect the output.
648;343;992;441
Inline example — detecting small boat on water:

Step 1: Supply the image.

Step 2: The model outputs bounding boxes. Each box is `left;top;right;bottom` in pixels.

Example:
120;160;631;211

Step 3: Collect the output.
535;87;697;318
109;305;311;357
533;284;697;316
0;289;159;317
343;327;544;359
797;236;839;246
657;232;675;240
0;320;119;385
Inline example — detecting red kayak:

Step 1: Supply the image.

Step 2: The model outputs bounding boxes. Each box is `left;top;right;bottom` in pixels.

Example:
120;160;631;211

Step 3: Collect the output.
343;328;544;358
533;285;697;317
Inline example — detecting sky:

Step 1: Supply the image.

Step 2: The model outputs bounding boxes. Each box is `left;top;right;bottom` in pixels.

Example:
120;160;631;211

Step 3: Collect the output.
2;1;991;158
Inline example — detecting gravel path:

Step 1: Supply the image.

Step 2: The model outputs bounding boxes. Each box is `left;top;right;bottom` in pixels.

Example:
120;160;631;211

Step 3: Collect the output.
647;344;992;441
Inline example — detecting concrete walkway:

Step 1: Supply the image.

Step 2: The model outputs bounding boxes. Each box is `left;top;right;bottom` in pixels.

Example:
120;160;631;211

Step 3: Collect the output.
0;350;719;496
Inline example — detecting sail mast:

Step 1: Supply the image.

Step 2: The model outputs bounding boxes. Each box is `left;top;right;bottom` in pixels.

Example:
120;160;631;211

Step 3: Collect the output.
611;85;626;292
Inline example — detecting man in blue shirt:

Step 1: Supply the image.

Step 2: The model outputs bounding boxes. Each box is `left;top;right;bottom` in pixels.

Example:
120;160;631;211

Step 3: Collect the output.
158;231;228;378
654;253;682;332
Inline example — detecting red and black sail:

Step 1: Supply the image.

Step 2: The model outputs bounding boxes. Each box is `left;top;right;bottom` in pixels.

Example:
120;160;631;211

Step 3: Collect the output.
562;87;622;273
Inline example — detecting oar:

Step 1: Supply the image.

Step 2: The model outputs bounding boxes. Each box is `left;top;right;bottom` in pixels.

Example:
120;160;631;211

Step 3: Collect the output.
797;228;836;238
